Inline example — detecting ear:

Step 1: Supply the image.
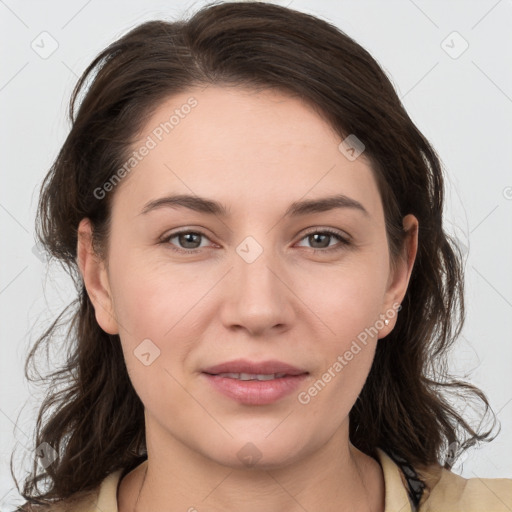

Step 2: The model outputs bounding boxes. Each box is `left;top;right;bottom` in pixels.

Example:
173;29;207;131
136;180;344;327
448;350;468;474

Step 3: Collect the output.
76;218;119;335
378;214;418;339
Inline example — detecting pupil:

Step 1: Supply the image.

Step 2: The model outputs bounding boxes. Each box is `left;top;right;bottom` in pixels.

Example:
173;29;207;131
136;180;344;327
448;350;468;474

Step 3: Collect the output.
311;233;328;248
181;233;199;248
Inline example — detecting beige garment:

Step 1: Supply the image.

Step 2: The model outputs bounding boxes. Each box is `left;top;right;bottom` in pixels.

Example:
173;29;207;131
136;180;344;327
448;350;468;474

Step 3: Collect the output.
32;448;512;512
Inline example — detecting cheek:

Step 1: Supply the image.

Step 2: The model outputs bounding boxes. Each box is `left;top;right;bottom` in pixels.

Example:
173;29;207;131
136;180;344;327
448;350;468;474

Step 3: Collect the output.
109;259;200;415
302;256;388;337
296;344;376;444
292;260;386;412
108;246;202;336
296;290;380;428
107;249;218;392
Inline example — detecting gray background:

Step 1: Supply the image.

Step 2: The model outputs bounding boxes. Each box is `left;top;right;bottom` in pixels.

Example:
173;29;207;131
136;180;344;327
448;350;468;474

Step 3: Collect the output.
1;0;511;508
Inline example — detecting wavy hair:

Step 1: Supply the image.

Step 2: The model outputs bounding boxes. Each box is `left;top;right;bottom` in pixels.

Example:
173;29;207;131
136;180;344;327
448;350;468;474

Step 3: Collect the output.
12;1;496;509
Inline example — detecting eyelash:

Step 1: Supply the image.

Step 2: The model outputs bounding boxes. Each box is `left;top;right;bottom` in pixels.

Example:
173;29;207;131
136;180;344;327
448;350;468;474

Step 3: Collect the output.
160;228;351;255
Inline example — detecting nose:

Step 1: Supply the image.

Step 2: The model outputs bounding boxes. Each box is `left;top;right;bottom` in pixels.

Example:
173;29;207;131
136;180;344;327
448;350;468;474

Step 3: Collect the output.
219;242;295;337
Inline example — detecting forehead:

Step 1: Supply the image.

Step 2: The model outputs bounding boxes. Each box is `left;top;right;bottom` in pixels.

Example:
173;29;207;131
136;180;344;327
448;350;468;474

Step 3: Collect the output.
111;86;382;221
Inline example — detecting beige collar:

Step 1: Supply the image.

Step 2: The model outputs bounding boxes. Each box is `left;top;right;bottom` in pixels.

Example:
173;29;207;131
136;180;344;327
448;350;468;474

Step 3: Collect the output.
93;448;413;512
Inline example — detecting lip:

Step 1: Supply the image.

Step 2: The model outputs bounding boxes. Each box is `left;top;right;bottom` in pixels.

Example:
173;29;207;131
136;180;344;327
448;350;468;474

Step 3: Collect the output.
202;358;307;376
201;359;309;405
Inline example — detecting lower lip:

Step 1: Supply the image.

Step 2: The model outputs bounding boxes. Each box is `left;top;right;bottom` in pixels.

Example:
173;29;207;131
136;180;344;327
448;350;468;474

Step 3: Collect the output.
202;373;308;405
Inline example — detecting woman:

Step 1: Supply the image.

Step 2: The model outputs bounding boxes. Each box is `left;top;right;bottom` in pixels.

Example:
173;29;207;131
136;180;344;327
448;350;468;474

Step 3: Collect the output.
12;2;511;511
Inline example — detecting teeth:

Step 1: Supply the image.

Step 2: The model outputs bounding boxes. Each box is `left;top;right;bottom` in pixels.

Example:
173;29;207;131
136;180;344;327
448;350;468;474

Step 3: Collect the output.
216;372;288;381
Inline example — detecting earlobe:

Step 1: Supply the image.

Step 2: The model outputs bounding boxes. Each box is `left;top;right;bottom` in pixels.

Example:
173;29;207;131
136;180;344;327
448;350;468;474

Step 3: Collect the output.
379;214;419;338
76;218;119;335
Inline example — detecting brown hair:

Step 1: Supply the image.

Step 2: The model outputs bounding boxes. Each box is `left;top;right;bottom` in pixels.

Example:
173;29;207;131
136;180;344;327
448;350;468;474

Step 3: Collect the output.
12;1;496;509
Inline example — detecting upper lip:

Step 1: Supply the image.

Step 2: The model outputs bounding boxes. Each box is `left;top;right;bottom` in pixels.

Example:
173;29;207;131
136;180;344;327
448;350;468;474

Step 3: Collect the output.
202;359;308;376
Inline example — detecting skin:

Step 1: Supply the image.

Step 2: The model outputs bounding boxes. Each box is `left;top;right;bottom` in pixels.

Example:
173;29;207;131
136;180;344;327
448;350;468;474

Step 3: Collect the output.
77;86;418;512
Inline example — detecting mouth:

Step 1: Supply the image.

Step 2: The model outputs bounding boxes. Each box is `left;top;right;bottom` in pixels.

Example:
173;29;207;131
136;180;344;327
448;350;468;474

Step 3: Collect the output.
202;358;308;376
201;359;309;405
206;372;294;381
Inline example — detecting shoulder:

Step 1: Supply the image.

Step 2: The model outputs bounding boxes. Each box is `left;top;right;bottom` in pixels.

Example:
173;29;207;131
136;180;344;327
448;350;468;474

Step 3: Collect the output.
417;462;512;511
14;492;99;512
15;468;125;512
376;448;512;511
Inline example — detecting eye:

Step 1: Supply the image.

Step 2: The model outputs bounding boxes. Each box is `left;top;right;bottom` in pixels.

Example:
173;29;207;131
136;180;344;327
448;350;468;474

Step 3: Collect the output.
296;228;351;253
160;230;213;254
160;228;351;255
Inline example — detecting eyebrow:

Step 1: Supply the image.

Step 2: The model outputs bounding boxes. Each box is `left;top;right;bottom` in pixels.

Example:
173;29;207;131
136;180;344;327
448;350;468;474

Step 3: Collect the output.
140;193;370;218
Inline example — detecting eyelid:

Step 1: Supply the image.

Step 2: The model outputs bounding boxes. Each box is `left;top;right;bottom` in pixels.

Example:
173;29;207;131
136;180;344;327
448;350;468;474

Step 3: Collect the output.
159;228;216;253
299;226;352;243
296;227;351;252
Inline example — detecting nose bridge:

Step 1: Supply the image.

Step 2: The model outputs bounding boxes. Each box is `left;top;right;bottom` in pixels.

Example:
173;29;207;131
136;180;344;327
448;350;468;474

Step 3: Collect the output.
222;233;292;333
235;233;281;302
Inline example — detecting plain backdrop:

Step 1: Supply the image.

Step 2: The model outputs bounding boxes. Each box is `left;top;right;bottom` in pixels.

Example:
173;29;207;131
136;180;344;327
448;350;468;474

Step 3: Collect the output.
1;0;511;508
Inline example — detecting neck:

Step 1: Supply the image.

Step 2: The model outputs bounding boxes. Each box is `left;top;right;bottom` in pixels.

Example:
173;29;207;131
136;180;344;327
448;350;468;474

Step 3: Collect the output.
118;416;385;512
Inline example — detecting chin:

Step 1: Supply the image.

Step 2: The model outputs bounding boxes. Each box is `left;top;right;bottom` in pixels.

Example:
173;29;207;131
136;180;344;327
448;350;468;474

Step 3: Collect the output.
199;433;311;471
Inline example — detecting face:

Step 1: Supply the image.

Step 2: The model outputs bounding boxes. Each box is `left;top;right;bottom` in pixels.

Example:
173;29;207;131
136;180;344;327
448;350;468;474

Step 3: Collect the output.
79;86;417;469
